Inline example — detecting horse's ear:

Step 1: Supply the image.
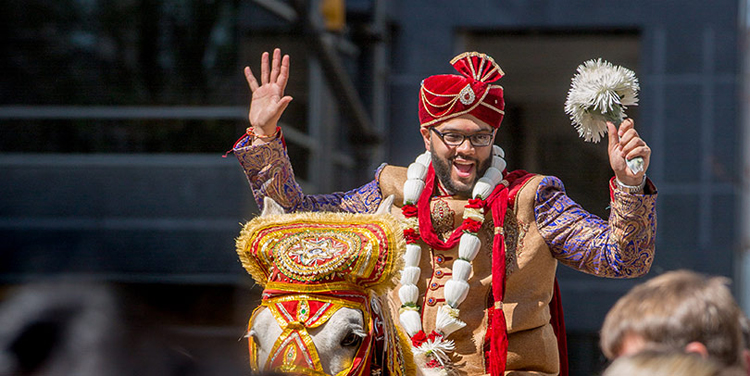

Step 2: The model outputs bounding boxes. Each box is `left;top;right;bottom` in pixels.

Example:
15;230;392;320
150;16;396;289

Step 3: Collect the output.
375;195;395;215
261;197;286;217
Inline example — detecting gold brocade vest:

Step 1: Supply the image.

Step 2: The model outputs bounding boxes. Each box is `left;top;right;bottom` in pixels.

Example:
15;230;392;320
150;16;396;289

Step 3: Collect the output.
379;165;560;376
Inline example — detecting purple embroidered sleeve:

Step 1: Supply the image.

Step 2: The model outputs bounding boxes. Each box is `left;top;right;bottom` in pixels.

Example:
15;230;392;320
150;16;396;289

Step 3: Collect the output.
233;135;382;213
534;176;657;278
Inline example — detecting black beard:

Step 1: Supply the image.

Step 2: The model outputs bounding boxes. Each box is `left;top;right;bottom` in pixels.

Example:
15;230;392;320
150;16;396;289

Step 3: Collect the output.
429;144;491;198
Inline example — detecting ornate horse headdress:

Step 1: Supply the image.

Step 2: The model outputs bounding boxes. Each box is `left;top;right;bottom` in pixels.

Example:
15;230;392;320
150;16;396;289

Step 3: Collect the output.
236;198;415;376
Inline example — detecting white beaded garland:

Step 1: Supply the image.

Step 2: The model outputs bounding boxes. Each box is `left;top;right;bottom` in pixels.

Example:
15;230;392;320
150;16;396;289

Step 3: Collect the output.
444;279;471;307
484;167;504;185
416;152;432;167
399;310;422;336
398;146;506;349
403;179;426;204
472;177;494;199
399;284;420;304
493;145;505;158
457;233;481;261
492;156;507;171
400;266;421;285
407;162;428;180
404;243;422;266
451;259;472;281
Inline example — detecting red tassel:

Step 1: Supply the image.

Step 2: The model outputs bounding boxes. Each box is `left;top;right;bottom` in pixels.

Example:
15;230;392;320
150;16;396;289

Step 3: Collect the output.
484;170;532;375
490;308;508;374
488;186;509;375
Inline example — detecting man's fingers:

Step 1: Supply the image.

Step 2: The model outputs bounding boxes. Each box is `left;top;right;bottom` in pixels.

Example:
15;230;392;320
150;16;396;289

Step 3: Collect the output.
270;48;281;83
617;118;634;137
279;54;290;92
620;133;646;154
618;128;639;147
607;122;619;150
245;66;259;92
260;52;270;85
265;96;293;124
626;145;651;163
276;96;293;114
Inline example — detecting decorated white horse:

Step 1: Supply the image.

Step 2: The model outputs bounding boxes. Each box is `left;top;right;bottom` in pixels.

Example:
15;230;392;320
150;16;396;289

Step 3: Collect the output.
236;197;417;375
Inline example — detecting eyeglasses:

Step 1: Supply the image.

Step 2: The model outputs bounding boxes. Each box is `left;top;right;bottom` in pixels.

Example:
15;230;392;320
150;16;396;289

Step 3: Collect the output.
430;128;494;147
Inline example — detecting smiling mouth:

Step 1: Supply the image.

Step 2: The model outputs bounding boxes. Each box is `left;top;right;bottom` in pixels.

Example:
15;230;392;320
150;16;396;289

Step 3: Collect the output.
452;159;475;178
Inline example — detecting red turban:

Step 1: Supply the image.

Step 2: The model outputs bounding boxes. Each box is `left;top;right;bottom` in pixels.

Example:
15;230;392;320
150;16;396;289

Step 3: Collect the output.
419;52;505;128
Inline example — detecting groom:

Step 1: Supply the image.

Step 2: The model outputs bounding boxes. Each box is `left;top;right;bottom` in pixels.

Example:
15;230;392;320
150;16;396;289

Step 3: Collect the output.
232;48;657;376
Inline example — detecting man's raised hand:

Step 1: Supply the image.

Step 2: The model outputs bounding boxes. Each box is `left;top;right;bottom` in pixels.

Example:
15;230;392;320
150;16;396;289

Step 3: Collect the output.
607;119;651;186
245;48;292;137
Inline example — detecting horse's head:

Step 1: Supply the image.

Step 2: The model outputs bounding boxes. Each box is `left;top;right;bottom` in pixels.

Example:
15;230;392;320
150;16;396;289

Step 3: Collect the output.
236;197;415;376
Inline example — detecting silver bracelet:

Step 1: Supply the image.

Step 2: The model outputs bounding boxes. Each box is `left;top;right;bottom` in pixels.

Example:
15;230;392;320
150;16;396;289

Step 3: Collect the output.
615;176;647;194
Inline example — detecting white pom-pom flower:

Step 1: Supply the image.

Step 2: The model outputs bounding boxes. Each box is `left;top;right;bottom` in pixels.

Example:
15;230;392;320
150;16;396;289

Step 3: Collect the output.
565;58;643;173
564;58;639;143
413;336;455;368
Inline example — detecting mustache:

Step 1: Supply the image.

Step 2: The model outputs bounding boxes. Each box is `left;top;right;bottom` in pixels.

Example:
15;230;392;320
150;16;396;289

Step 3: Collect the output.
450;154;478;164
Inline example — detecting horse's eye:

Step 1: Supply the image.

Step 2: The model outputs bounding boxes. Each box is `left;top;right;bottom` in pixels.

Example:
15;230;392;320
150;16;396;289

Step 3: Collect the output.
340;332;362;347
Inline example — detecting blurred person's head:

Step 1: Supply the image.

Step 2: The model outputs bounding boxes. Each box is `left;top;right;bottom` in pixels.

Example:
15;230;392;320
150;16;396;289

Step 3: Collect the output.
600;270;745;368
739;314;750;376
0;281;122;376
602;350;744;376
0;281;199;376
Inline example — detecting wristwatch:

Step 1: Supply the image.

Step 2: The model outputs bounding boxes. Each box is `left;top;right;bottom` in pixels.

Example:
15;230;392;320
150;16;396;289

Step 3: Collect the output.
615;176;647;194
